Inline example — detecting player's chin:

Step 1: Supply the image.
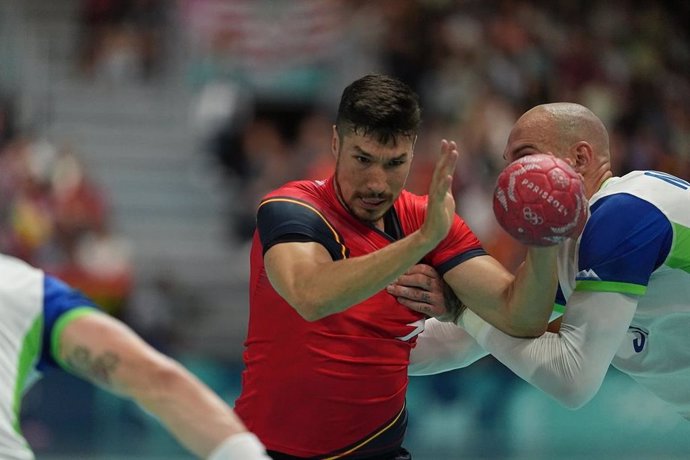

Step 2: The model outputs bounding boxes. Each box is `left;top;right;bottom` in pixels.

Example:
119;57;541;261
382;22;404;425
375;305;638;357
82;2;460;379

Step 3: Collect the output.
355;202;390;220
354;208;382;222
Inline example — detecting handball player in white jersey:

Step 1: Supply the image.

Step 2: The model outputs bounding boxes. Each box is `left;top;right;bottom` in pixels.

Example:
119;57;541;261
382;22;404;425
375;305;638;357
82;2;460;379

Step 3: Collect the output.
395;103;690;420
0;253;269;459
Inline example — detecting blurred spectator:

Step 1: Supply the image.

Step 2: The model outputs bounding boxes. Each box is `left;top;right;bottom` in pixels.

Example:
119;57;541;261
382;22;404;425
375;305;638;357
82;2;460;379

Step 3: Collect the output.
0;137;57;264
77;0;167;82
226;117;300;241
0;133;133;318
294;109;335;181
181;0;345;101
51;147;108;257
53;219;134;318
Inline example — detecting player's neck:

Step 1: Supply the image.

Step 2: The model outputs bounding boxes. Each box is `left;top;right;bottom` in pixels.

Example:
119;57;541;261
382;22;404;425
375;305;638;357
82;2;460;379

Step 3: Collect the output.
588;164;613;198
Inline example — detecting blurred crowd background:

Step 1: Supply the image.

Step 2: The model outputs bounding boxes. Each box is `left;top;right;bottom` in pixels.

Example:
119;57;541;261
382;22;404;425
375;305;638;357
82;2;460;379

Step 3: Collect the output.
1;1;690;459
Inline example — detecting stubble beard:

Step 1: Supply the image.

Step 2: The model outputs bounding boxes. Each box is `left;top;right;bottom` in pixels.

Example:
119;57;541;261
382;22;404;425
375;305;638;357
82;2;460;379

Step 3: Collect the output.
334;174;389;225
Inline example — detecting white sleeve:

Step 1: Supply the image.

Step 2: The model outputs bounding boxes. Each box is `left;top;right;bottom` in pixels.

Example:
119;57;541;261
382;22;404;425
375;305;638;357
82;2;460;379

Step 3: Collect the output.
207;433;272;460
463;291;638;408
408;318;489;376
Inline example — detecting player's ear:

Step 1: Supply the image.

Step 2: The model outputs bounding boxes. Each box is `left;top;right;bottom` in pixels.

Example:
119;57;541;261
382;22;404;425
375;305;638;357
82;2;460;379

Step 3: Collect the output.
571;141;593;173
331;125;340;158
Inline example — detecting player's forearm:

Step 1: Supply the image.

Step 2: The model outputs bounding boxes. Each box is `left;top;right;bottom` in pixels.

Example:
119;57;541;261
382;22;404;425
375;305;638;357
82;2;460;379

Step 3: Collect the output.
59;314;267;459
460;292;636;408
128;357;254;458
282;230;438;321
408;319;488;375
471;320;604;408
502;246;559;336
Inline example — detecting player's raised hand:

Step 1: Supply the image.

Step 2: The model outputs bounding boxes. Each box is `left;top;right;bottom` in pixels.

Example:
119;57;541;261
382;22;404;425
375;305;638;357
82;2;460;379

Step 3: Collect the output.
421;139;458;245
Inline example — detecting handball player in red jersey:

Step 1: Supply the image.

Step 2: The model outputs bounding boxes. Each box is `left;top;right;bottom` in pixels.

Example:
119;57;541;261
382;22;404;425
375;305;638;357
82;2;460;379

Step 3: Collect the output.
234;74;559;459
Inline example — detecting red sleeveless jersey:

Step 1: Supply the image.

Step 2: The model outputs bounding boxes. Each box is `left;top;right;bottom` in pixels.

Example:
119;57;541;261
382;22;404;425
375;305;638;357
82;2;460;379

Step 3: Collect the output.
234;176;484;457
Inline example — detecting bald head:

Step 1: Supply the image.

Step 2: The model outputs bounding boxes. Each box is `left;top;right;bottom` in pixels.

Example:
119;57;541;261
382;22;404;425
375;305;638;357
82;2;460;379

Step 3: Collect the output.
504;102;613;198
523;103;609;162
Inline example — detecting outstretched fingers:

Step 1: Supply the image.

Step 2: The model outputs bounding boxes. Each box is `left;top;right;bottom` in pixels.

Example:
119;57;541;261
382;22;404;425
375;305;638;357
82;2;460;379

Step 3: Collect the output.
430;140;459;199
422;139;459;244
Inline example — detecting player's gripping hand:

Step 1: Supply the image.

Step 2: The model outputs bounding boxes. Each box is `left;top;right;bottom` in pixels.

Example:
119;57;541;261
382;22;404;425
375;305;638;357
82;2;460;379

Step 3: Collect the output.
387;264;465;323
421;139;459;246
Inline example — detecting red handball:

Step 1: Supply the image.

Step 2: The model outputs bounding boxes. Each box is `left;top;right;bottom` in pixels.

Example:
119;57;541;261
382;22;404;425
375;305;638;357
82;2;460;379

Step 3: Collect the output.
493;154;588;246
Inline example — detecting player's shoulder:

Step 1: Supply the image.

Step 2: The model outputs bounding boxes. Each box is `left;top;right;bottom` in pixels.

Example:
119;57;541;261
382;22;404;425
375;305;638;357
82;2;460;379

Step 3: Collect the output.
583;172;674;255
0;253;44;288
0;254;46;345
259;179;335;225
396;189;428;211
263;178;330;203
595;170;688;200
0;252;41;271
592;170;689;224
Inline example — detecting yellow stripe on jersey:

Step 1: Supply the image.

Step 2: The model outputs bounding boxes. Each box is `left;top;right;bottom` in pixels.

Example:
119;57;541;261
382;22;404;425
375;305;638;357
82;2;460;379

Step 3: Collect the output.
323;403;406;460
260;197;348;260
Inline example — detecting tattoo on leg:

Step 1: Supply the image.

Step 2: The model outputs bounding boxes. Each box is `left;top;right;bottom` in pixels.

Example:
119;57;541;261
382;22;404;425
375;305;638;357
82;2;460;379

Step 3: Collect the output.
65;346;120;386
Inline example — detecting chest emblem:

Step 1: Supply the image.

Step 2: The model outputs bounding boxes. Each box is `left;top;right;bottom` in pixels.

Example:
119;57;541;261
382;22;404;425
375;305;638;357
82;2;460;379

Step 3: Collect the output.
629;326;648;353
396;319;425;342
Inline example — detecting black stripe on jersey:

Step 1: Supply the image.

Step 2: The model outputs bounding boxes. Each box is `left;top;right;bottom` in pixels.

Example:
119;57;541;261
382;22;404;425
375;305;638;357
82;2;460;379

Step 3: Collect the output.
321;403;407;459
381;207;404;240
267;403;408;459
555;284;566;309
436;248;488;276
258;198;349;260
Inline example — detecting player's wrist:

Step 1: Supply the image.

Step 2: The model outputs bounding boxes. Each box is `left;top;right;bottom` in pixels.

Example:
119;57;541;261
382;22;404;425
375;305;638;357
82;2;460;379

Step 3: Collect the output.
207;432;271;460
413;228;443;254
441;283;466;323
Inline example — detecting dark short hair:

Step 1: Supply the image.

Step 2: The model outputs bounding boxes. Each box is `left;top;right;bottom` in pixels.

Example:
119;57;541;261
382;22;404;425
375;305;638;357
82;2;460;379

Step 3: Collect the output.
335;74;421;146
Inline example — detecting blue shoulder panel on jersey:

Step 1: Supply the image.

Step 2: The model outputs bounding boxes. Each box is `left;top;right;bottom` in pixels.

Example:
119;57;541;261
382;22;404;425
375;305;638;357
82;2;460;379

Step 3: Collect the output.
576;193;672;293
257;198;348;260
38;275;99;371
436;248;488;276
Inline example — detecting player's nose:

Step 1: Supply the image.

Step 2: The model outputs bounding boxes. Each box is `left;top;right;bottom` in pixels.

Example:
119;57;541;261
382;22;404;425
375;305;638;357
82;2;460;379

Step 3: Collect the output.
363;165;388;194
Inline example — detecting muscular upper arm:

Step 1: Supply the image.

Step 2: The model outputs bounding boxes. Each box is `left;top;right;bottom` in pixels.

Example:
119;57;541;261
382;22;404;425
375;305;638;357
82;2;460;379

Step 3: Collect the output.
57;312;170;395
442;254;516;331
257;196;346;318
264;241;335;314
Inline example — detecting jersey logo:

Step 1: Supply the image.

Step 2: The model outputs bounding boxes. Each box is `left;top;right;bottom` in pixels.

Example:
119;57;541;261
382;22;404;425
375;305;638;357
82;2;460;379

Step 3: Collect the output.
576;268;601;281
396;319;425;342
629;326;648;353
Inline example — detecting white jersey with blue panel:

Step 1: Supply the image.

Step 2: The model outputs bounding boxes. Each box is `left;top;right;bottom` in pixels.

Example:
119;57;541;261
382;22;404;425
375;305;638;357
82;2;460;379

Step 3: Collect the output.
557;170;690;416
0;254;97;460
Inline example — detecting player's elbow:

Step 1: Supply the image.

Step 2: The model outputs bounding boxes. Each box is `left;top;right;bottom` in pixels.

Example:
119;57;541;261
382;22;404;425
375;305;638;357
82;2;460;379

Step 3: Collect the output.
286;296;328;322
556;386;597;410
502;319;548;338
127;356;190;406
548;375;603;410
273;280;328;321
294;305;323;322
